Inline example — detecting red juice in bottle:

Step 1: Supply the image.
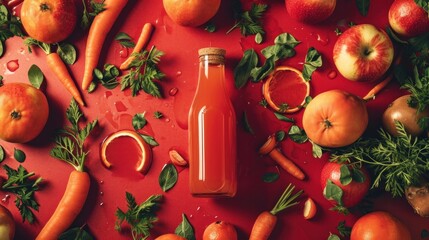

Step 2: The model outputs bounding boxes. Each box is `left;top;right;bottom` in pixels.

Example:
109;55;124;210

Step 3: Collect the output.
188;47;237;197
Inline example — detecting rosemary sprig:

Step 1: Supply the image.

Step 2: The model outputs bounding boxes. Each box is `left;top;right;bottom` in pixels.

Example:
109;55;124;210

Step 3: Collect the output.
227;1;268;36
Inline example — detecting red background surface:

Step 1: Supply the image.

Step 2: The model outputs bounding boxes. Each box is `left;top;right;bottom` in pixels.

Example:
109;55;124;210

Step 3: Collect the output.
1;0;428;239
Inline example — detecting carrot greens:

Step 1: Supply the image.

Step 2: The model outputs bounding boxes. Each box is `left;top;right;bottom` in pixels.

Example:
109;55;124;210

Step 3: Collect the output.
50;99;98;171
115;192;162;240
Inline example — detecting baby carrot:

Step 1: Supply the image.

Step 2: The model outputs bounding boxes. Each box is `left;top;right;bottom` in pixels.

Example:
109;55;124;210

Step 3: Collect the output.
120;22;154;70
36;170;90;240
46;52;85;106
249;184;302;240
81;0;129;90
362;74;393;101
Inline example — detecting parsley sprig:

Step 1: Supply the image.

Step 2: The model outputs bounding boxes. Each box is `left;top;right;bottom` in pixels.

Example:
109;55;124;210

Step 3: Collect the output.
2;164;42;223
121;46;165;97
50;99;98;171
80;0;106;29
227;2;267;36
115;192;162;240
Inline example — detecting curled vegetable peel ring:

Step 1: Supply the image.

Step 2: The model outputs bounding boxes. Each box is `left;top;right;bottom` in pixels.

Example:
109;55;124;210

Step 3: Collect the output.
100;130;152;174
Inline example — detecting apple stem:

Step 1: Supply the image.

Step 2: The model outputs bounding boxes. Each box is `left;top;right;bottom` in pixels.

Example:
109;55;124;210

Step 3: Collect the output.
10;110;21;120
40;3;51;11
324;119;333;128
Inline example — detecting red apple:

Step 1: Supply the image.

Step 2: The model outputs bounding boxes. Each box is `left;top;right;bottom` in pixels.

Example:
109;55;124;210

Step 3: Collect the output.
285;0;336;24
0;205;15;240
388;0;429;38
333;24;394;82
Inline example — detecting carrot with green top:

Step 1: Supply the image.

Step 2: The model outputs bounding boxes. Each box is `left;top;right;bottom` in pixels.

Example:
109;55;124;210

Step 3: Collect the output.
24;38;85;106
81;0;129;90
120;22;154;70
36;99;97;240
249;184;302;240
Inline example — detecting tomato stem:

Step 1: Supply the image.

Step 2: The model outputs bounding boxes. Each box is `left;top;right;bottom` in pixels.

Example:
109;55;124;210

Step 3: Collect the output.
324;119;332;128
40;3;51;11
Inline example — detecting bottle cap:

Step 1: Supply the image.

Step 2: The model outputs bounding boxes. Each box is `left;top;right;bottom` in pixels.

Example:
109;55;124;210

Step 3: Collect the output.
198;47;225;64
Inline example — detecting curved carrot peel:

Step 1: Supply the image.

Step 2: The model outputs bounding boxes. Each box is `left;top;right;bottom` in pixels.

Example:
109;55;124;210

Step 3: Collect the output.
46;53;85;106
120;23;154;70
36;170;90;240
82;0;129;90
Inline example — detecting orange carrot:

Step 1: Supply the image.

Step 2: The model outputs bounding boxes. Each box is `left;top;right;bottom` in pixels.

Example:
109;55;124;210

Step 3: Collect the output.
36;170;90;240
46;53;85;106
249;184;302;240
81;0;129;90
362;74;393;101
259;134;305;180
120;23;154;70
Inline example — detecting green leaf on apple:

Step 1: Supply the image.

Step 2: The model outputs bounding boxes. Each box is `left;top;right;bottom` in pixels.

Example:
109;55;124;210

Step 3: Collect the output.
356;0;370;16
324;179;344;206
414;0;429;14
339;165;353;185
302;47;322;81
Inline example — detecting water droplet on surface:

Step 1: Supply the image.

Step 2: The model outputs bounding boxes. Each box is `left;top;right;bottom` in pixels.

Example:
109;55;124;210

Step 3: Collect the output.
328;70;337;79
99;202;104;206
119;48;128;58
100;191;104;195
6;60;19;72
169;87;178;96
104;91;113;99
196;206;201;211
2;194;10;203
165;118;171;123
100;180;104;184
316;34;329;46
176;71;182;76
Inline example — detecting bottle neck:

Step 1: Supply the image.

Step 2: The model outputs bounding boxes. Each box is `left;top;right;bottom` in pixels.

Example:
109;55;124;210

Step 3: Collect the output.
198;60;225;89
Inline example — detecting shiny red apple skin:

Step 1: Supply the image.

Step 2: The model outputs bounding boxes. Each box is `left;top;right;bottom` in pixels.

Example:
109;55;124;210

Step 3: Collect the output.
285;0;336;24
333;24;394;82
388;0;429;38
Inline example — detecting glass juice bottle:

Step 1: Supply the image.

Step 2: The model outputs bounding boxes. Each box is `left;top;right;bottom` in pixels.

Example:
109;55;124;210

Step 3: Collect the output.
188;47;237;197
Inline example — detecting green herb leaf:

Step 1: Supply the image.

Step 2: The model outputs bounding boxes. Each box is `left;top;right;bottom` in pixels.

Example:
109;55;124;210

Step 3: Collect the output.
415;0;429;13
351;168;366;183
159;163;178;192
250;56;276;82
14;148;26;163
274;33;301;48
57;43;77;65
337;221;352;237
153;111;163;119
263;172;280;183
242;111;255;134
121;46;165;97
115;32;135;48
234;49;258;89
288;125;308;143
132;112;147;130
275;130;286;142
0;41;3;58
204;22;216;33
175;214;195;240
59;226;94;240
312;142;323;158
2;164;42;223
356;0;370;16
140;134;159;146
227;2;267;36
0;145;4;163
115;192;162;240
255;32;263;44
422;229;429;238
81;0;105;29
302;47;322;81
339;165;352;185
28;64;44;89
324;179;344;206
327;233;341;240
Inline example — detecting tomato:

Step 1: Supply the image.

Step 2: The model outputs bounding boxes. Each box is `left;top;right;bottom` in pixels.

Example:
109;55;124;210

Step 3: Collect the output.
320;161;370;208
302;90;368;148
203;221;238;240
162;0;221;27
0;83;49;143
350;211;411;240
155;233;187;240
0;205;15;240
382;94;429;136
20;0;77;43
